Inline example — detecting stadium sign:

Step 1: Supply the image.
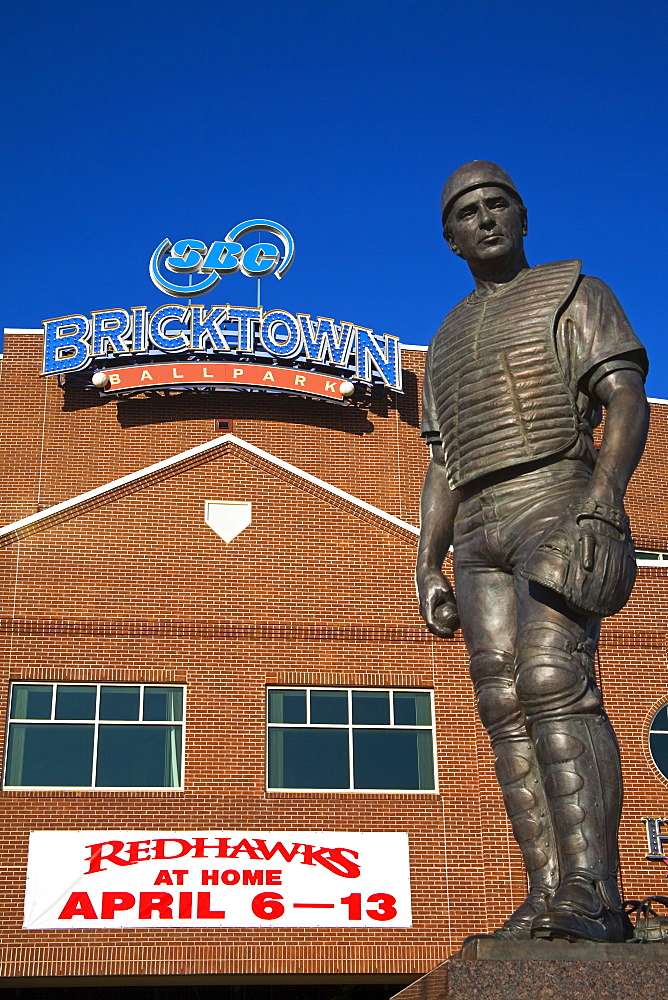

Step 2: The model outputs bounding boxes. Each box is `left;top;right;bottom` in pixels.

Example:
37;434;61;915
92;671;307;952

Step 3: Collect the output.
149;220;295;297
42;222;403;400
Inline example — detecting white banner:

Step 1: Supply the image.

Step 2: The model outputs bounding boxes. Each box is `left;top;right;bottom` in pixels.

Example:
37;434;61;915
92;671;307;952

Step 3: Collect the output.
24;830;411;929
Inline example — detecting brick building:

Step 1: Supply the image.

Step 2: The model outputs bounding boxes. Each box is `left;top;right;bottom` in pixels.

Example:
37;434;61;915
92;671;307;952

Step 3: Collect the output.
0;325;666;997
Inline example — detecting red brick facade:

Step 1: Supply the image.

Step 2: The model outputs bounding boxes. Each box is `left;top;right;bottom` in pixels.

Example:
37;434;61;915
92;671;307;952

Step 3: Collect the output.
0;330;666;988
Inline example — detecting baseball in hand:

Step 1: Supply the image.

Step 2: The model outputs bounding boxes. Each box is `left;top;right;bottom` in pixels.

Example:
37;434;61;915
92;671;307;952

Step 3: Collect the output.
432;599;460;635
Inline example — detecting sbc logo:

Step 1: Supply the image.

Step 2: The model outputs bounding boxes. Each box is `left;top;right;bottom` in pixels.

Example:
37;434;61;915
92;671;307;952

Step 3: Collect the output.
149;219;294;298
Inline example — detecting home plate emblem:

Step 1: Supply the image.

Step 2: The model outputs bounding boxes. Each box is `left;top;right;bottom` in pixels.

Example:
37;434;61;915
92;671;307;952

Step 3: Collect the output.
205;501;252;543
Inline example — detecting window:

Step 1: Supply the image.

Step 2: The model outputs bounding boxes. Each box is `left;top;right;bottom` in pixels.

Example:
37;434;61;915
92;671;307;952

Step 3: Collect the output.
4;683;184;789
267;687;436;791
649;704;668;781
636;550;668;567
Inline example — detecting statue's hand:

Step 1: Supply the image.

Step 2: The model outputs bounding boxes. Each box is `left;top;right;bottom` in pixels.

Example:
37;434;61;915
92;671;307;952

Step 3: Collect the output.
417;566;460;639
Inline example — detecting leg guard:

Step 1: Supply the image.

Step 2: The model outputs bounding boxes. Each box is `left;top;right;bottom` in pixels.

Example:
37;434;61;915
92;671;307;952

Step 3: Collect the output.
492;735;559;938
469;651;559;938
530;714;631;942
469;649;525;741
515;620;601;722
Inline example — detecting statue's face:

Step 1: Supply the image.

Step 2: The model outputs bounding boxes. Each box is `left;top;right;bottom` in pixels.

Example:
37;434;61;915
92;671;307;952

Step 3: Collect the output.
445;185;527;265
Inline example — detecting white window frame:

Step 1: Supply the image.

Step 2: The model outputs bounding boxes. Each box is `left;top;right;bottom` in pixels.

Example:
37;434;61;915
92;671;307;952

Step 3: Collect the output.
636;550;668;568
266;686;438;793
3;682;186;791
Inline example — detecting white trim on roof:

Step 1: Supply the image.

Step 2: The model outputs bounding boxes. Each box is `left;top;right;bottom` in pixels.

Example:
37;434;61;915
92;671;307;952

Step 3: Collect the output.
0;433;419;540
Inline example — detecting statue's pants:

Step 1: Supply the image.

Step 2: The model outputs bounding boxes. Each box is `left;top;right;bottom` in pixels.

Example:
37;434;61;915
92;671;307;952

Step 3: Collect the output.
453;459;622;898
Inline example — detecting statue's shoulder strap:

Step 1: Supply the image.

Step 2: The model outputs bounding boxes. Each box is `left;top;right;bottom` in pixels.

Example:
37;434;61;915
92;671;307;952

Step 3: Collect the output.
530;259;582;302
435;289;476;337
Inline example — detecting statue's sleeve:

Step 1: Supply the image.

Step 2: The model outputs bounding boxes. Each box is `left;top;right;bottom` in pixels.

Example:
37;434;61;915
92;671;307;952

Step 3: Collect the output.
420;344;442;445
567;275;649;396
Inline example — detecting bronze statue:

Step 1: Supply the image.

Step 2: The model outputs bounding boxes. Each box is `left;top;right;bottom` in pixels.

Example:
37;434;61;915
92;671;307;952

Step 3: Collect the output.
417;161;649;943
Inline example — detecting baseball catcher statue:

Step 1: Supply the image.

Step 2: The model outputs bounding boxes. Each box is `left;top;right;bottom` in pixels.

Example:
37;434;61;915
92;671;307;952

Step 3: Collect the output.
417;161;649;943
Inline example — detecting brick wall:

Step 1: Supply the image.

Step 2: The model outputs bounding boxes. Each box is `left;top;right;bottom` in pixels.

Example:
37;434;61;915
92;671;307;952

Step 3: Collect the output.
0;331;666;982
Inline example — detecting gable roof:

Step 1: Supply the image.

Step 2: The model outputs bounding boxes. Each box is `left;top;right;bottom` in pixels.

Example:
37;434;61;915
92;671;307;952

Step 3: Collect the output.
0;433;420;547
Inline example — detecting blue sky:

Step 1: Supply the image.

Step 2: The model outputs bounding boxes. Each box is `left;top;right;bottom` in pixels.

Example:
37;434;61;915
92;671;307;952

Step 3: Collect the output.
2;0;666;394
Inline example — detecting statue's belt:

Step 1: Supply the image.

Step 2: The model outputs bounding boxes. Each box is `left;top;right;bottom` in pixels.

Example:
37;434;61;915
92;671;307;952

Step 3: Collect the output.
457;454;586;501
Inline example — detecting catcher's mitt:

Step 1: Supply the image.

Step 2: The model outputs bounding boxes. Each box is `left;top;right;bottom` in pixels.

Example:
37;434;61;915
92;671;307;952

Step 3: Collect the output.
520;498;637;619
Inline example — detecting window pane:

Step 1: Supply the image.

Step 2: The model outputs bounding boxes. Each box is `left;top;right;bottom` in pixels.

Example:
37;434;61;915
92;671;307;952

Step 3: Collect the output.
352;690;390;725
55;685;97;720
650;705;668;731
6;724;93;786
99;685;140;720
143;687;183;721
268;728;349;788
10;685;52;720
393;691;432;726
310;690;348;724
353;729;434;790
267;689;306;724
96;725;182;787
650;733;668;780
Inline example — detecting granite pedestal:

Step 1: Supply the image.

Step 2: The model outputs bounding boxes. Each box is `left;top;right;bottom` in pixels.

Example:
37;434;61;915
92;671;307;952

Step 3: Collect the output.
391;939;668;1000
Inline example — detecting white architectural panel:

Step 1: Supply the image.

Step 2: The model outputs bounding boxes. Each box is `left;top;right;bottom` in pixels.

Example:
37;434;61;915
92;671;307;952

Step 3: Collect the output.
205;500;252;543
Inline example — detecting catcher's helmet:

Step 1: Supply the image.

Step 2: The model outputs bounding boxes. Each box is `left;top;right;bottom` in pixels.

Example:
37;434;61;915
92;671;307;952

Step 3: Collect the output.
441;160;523;229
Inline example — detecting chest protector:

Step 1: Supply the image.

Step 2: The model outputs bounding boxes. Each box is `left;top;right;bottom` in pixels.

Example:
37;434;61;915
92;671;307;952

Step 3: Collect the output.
430;260;582;490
